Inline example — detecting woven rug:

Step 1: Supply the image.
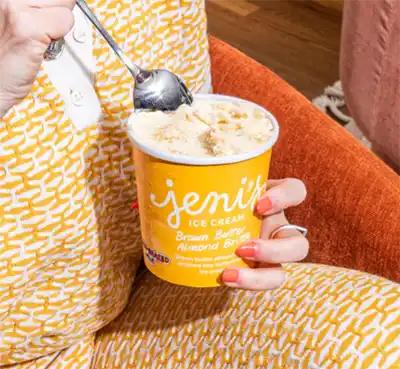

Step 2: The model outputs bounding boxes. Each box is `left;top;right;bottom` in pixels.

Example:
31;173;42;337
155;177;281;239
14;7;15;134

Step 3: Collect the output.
312;80;372;149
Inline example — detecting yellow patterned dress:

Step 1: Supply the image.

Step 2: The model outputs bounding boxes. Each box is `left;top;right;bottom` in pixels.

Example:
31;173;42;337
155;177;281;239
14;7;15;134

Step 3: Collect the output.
0;1;399;368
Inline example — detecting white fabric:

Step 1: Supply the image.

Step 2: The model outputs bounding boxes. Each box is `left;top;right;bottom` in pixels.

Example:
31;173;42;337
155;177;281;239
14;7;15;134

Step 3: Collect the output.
43;6;102;130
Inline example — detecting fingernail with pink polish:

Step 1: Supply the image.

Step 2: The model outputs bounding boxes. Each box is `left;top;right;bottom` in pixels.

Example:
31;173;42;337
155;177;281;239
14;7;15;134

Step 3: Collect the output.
236;244;257;259
222;269;239;284
256;196;273;214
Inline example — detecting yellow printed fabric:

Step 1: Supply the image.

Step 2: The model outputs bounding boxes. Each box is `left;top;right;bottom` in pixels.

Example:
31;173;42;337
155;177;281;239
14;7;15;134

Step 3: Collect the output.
0;0;210;365
0;1;399;369
4;264;400;369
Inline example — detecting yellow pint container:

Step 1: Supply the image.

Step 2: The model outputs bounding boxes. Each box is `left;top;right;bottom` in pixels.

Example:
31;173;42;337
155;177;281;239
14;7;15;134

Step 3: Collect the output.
129;94;279;287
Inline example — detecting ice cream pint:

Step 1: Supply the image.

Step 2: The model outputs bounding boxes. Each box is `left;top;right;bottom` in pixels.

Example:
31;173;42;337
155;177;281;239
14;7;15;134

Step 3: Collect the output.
127;94;279;287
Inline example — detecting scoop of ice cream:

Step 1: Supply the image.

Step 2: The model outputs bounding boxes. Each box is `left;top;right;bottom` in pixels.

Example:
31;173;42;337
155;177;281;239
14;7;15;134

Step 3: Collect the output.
128;98;275;157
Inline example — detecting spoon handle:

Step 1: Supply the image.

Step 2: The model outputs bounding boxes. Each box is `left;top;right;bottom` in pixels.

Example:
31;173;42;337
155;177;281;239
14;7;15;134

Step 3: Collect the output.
44;39;65;61
76;0;141;78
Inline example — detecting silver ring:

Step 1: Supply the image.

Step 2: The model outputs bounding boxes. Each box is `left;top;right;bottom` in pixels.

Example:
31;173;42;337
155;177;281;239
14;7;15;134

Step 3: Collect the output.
270;224;308;239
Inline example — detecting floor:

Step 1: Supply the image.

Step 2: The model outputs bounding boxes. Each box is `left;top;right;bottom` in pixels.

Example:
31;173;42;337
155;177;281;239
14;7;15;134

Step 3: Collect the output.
206;0;343;99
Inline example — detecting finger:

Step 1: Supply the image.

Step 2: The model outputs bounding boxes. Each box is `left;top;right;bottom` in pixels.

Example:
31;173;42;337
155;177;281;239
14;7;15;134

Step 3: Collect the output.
221;267;286;291
260;210;288;238
238;209;308;263
236;236;309;264
260;208;304;239
265;178;287;190
256;178;307;216
38;7;75;40
26;0;76;9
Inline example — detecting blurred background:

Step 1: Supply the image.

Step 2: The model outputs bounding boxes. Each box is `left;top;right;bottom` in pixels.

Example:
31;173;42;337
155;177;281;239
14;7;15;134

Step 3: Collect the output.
206;0;342;100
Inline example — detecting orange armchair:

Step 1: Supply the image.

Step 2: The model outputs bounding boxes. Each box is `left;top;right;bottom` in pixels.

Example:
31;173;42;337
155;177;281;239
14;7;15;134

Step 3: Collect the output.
209;36;400;282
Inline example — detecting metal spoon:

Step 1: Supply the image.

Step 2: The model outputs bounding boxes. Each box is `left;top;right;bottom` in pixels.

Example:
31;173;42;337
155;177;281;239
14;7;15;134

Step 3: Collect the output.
43;38;66;61
45;0;193;111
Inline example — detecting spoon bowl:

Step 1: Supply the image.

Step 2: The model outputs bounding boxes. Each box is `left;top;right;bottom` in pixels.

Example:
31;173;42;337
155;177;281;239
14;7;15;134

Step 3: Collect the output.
134;69;193;111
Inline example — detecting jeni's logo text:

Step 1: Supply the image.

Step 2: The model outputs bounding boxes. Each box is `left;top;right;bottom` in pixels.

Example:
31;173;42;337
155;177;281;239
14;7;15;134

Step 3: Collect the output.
150;176;266;229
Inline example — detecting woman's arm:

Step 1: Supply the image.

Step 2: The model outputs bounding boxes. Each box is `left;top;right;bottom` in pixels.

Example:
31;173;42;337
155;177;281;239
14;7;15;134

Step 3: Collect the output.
209;35;400;282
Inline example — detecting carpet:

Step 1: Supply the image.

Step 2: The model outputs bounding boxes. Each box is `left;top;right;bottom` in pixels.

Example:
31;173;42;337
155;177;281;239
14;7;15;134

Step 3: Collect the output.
313;80;372;149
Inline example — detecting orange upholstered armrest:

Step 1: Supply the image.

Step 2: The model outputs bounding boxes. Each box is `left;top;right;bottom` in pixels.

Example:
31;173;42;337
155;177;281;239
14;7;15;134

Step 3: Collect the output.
209;36;400;282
